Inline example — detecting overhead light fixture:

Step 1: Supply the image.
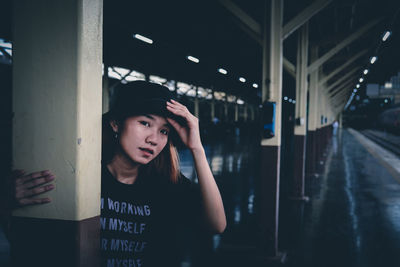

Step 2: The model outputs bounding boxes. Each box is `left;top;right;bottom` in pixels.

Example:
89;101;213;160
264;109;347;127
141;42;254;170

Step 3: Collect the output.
359;78;364;83
370;56;377;64
284;96;288;101
239;77;246;83
292;100;296;104
187;56;199;63
133;34;153;44
353;89;357;93
218;68;227;75
363;69;369;75
356;84;360;88
382;31;391;42
252;83;258;88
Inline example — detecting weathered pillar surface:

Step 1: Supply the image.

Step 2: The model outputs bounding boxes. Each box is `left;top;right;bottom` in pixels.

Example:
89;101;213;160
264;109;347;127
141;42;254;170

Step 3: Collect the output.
259;0;284;259
292;23;309;200
306;45;319;176
12;0;102;266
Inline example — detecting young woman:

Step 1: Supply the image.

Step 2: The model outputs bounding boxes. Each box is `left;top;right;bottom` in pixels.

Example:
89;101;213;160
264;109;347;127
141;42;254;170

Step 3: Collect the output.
11;81;226;266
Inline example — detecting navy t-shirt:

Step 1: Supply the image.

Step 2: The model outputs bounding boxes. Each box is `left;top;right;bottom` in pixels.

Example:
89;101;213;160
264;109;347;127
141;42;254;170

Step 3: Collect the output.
100;165;201;267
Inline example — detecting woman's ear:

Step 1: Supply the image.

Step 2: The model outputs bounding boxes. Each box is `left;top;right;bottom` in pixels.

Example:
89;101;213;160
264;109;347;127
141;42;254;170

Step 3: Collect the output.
109;120;119;133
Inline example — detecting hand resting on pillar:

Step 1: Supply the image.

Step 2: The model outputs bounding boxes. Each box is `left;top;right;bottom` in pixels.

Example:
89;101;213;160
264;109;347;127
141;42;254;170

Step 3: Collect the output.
8;169;55;208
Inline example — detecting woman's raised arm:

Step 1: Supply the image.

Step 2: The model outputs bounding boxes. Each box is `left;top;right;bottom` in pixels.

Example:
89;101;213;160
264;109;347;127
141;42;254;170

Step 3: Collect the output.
166;99;226;233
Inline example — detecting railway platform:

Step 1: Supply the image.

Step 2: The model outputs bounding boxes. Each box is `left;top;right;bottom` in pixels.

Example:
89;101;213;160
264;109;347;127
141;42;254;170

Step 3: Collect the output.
211;128;400;267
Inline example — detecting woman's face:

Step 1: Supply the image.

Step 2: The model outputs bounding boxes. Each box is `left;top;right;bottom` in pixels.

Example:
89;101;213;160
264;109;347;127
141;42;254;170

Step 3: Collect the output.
112;114;171;165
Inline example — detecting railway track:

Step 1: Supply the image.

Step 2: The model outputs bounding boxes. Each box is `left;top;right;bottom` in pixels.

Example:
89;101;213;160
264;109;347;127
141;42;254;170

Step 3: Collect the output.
360;129;400;157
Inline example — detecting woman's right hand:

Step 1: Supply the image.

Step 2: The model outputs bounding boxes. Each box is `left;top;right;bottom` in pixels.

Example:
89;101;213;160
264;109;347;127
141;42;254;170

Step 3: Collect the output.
11;169;55;207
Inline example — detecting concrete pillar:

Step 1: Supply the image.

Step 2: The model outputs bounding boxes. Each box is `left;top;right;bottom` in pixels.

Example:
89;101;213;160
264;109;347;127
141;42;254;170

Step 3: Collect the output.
211;91;215;121
194;86;199;118
318;84;327;161
224;97;228;122
11;0;102;266
244;103;248;122
259;0;285;260
292;23;309;201
102;64;110;113
306;45;319;176
235;102;239;122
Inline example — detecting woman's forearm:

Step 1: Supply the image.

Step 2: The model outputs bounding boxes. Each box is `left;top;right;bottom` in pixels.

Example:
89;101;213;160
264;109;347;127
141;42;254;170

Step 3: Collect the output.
190;146;226;233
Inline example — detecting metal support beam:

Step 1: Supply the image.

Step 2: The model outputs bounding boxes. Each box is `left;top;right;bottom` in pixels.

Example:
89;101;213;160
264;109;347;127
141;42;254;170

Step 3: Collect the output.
318;49;367;87
295;23;309;135
308;19;380;74
218;0;261;34
219;0;296;78
282;0;332;40
329;81;354;101
292;22;309;201
325;68;359;93
333;96;349;110
283;57;296;78
332;87;352;102
329;79;355;97
260;0;285;260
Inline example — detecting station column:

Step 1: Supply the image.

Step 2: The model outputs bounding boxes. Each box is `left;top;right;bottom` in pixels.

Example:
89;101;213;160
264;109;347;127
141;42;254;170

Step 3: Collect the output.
306;46;319;176
292;23;309;200
260;0;285;260
12;0;103;266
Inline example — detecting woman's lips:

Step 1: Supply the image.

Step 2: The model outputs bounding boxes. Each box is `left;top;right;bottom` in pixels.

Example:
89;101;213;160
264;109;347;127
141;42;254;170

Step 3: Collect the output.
139;147;154;155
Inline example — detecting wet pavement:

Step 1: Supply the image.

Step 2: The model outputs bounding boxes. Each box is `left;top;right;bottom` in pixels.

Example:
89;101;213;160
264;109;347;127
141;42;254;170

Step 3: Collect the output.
280;129;400;267
180;128;400;266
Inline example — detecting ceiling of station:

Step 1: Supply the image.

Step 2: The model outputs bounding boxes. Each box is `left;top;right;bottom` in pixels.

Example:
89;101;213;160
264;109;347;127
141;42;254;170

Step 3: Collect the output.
2;0;400;106
103;0;400;105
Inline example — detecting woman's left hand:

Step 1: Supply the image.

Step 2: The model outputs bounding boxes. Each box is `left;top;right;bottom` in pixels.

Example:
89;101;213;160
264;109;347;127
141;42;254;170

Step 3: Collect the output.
166;99;202;150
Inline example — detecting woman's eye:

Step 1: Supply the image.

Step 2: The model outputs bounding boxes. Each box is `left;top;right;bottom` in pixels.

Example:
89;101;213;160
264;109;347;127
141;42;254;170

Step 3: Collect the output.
140;121;150;127
161;129;169;136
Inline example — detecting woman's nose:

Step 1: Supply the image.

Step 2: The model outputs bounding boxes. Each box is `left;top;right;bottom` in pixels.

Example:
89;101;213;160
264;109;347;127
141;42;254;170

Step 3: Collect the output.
145;132;158;146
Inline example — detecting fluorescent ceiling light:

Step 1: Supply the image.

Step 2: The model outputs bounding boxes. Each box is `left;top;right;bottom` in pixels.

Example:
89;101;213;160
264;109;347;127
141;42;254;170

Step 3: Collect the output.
382;31;391;41
239;77;246;83
218;68;227;74
363;69;369;75
252;83;258;88
370;56;377;64
187;56;199;63
133;34;153;44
